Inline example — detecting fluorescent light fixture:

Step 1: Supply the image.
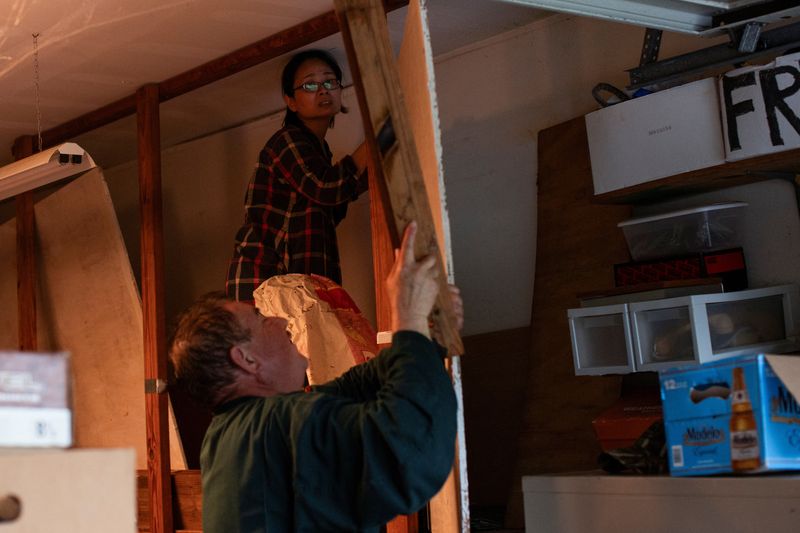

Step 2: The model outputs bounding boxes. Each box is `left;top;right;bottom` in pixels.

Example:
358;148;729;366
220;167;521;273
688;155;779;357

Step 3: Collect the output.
501;1;800;35
0;143;96;202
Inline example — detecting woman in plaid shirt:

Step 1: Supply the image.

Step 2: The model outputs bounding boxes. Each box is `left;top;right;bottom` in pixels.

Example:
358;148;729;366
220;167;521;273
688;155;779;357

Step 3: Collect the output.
226;50;368;303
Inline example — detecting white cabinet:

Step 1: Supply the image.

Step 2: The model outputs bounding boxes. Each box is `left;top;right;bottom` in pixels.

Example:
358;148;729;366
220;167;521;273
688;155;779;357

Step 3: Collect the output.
568;284;800;374
523;473;800;533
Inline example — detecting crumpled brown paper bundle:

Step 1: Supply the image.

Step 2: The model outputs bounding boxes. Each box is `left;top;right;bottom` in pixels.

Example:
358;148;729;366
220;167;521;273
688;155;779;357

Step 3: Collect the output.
253;274;378;384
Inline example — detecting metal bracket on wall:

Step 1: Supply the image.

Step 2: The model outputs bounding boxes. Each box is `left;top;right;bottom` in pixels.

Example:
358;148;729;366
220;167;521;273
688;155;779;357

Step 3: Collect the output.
737;22;765;53
639;28;662;66
627;20;800;89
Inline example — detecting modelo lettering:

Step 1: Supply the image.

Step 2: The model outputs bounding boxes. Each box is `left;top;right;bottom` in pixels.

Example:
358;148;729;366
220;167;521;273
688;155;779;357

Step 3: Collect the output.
684;426;725;445
771;385;800;424
723;61;800;151
731;431;758;448
776;386;800;415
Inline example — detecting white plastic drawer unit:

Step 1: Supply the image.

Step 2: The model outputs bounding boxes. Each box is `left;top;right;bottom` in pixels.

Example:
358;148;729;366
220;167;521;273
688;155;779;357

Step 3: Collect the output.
568;304;635;375
630;284;800;372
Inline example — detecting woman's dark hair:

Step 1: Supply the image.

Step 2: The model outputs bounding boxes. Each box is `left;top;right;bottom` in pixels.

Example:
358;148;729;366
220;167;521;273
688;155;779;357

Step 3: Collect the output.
281;49;348;128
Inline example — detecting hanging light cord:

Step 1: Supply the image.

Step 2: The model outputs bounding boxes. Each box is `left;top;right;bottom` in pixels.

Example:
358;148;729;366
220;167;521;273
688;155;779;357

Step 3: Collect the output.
32;32;42;152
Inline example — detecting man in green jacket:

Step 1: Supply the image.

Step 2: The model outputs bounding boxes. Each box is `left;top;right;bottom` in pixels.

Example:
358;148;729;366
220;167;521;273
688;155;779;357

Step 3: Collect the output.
169;221;462;532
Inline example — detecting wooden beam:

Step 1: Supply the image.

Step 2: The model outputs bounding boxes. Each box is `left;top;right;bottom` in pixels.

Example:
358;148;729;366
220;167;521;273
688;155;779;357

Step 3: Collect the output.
19;1;409;152
368;120;420;533
137;83;173;533
337;2;466;532
368;143;397;335
335;0;463;357
137;470;202;532
13;135;36;351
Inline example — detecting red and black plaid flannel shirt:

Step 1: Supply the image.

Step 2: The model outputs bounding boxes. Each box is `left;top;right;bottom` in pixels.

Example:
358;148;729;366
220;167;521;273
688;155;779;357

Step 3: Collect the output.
226;123;366;303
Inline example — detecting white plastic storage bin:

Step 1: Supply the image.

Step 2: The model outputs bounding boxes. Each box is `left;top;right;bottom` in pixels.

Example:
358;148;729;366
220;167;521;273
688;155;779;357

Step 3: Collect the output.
630;284;799;372
568;304;635;375
618;202;747;261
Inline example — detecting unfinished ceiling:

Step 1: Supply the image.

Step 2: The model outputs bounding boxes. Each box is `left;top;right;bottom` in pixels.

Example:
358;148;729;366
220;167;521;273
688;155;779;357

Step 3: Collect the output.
0;0;550;170
3;0;800;172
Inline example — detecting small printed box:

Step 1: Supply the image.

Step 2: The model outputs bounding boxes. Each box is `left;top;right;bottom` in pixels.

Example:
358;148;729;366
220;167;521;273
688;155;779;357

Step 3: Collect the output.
660;354;800;476
631;284;799;372
614;247;748;291
0;352;72;448
586;77;726;195
568;304;635;375
720;51;800;161
592;393;663;451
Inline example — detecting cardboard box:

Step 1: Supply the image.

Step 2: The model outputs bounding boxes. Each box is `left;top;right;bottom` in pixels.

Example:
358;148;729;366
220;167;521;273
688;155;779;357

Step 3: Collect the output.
0;352;72;448
614;247;748;291
586;78;726;195
0;449;136;532
660;353;800;476
720;51;800;161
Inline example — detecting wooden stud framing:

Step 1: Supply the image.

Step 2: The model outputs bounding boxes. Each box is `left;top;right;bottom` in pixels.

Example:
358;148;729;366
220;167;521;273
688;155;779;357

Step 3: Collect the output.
12;135;36;351
367;123;421;533
137;83;173;533
6;3;445;530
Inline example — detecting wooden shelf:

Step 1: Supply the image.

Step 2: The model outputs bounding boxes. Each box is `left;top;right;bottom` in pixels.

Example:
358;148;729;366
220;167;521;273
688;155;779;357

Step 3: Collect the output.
590;123;800;205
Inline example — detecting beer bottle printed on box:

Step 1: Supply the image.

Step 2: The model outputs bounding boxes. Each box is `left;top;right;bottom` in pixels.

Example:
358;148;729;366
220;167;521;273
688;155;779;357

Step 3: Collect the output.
730;366;761;471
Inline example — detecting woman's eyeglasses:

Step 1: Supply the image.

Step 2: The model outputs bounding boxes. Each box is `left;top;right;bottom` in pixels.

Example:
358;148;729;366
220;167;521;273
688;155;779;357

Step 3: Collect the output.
293;79;341;93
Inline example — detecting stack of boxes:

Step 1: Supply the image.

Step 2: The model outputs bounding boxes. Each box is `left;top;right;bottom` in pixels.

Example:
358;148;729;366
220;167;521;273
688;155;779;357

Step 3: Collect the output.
579;51;800;476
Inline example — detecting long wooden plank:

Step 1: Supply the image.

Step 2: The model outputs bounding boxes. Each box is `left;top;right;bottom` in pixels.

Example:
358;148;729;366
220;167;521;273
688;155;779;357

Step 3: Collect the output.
367;124;420;533
335;0;463;357
137;83;173;533
337;1;466;531
368;137;398;336
20;1;409;152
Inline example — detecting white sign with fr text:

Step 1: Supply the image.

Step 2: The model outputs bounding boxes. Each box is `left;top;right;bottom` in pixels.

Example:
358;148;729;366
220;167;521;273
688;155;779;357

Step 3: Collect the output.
721;52;800;161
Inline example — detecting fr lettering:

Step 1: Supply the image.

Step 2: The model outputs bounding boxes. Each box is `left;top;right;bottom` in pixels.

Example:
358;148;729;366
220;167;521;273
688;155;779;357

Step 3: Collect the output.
723;63;800;151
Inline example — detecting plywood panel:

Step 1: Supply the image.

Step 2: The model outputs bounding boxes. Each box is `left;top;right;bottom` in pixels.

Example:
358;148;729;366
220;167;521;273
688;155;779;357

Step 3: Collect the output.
506;117;630;527
0;170;186;469
0;216;56;352
397;0;452;272
397;1;465;531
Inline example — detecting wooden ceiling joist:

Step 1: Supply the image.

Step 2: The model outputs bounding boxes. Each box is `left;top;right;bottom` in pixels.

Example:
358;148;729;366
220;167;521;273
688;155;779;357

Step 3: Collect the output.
12;0;409;153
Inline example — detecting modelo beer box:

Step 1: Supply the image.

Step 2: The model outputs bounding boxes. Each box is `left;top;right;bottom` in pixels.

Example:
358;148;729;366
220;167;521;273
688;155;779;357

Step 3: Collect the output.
0;351;72;448
720;51;800;161
660;353;800;476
